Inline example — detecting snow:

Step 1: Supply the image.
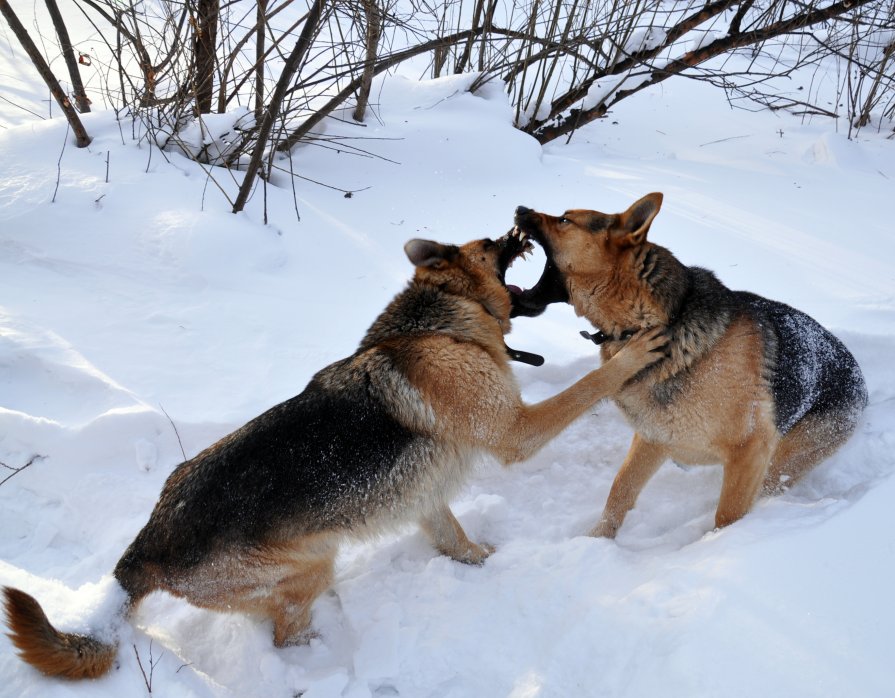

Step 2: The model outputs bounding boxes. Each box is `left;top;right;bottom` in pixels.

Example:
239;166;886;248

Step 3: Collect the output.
2;11;895;698
690;31;717;52
623;27;668;54
163;107;256;165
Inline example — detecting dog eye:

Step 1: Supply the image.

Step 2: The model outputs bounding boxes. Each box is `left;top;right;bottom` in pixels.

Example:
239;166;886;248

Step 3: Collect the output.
558;217;570;225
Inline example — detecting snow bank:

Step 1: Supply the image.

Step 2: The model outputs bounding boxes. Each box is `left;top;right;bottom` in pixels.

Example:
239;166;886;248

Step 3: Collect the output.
1;37;893;698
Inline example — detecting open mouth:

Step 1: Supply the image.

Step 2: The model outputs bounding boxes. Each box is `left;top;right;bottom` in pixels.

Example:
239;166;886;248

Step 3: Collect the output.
495;227;547;367
506;208;570;318
496;227;535;291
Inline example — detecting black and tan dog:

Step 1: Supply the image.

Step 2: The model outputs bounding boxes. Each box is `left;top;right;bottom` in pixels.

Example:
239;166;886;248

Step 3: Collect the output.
512;193;867;537
3;232;666;680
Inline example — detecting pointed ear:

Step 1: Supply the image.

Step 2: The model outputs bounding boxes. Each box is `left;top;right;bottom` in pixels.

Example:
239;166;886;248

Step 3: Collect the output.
611;193;663;247
404;239;460;268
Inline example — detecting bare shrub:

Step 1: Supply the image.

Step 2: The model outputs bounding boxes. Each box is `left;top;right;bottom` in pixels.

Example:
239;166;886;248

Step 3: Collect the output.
5;0;893;212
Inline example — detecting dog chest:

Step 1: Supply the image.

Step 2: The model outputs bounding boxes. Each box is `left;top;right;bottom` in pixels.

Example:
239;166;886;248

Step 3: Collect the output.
612;315;777;461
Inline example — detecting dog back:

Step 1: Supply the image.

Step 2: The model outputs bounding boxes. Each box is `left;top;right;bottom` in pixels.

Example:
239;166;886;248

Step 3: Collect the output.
740;293;868;434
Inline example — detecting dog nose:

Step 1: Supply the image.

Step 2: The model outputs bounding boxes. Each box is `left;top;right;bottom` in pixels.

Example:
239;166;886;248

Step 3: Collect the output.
515;206;533;216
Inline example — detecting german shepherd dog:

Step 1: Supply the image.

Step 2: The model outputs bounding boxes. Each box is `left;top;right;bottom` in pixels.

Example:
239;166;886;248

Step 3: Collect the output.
511;193;867;537
3;232;666;680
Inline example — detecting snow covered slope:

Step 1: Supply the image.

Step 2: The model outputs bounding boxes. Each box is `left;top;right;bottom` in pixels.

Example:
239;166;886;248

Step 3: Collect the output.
1;31;894;698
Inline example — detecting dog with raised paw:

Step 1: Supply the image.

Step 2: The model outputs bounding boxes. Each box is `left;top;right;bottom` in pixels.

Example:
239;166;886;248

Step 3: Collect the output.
3;230;666;680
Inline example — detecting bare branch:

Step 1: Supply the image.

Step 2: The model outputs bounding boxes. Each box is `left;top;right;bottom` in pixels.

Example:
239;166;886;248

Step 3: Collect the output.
531;0;879;144
232;0;327;213
44;0;91;112
0;0;91;146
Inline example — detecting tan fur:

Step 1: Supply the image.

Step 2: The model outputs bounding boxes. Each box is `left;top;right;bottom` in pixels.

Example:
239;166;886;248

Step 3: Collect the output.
515;194;864;535
3;587;116;680
598;319;778;533
420;505;495;564
404;328;660;466
3;233;667;680
764;410;855;496
162;532;339;648
394;238;668;470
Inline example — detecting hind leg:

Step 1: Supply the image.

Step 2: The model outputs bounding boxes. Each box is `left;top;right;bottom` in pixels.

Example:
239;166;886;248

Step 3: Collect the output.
764;410;858;495
167;535;338;647
268;554;335;647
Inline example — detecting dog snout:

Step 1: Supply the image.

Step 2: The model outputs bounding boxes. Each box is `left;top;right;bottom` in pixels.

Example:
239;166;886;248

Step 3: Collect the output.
515;205;533;217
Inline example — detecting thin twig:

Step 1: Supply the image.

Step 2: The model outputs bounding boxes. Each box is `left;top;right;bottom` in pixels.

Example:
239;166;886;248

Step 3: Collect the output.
159;403;187;461
0;454;45;488
133;644;151;694
133;640;163;695
287;148;301;223
268;163;371;196
52;122;70;204
698;134;751;147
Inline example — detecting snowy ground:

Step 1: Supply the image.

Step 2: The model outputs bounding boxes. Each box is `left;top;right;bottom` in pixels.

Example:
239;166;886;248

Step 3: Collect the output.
2;16;895;698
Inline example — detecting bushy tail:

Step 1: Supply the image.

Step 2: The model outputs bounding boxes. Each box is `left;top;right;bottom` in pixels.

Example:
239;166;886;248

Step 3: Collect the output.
3;586;118;680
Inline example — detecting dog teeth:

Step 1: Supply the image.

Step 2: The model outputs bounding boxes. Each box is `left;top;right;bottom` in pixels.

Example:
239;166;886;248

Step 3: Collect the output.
512;227;529;242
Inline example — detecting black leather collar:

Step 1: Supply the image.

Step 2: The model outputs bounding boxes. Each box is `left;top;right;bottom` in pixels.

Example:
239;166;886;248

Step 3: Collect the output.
505;343;545;366
579;328;638;345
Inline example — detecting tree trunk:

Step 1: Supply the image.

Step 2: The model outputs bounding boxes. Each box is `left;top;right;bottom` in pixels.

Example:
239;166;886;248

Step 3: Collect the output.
254;0;268;122
0;0;91;146
353;0;381;122
454;0;484;73
193;0;219;114
44;0;90;113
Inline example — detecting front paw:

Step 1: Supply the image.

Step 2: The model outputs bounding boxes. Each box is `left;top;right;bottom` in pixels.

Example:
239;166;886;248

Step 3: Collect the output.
450;542;495;566
589;520;619;539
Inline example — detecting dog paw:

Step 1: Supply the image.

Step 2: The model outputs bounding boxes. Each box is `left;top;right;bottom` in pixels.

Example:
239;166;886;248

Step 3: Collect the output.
273;621;320;648
452;542;495;566
274;626;319;648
